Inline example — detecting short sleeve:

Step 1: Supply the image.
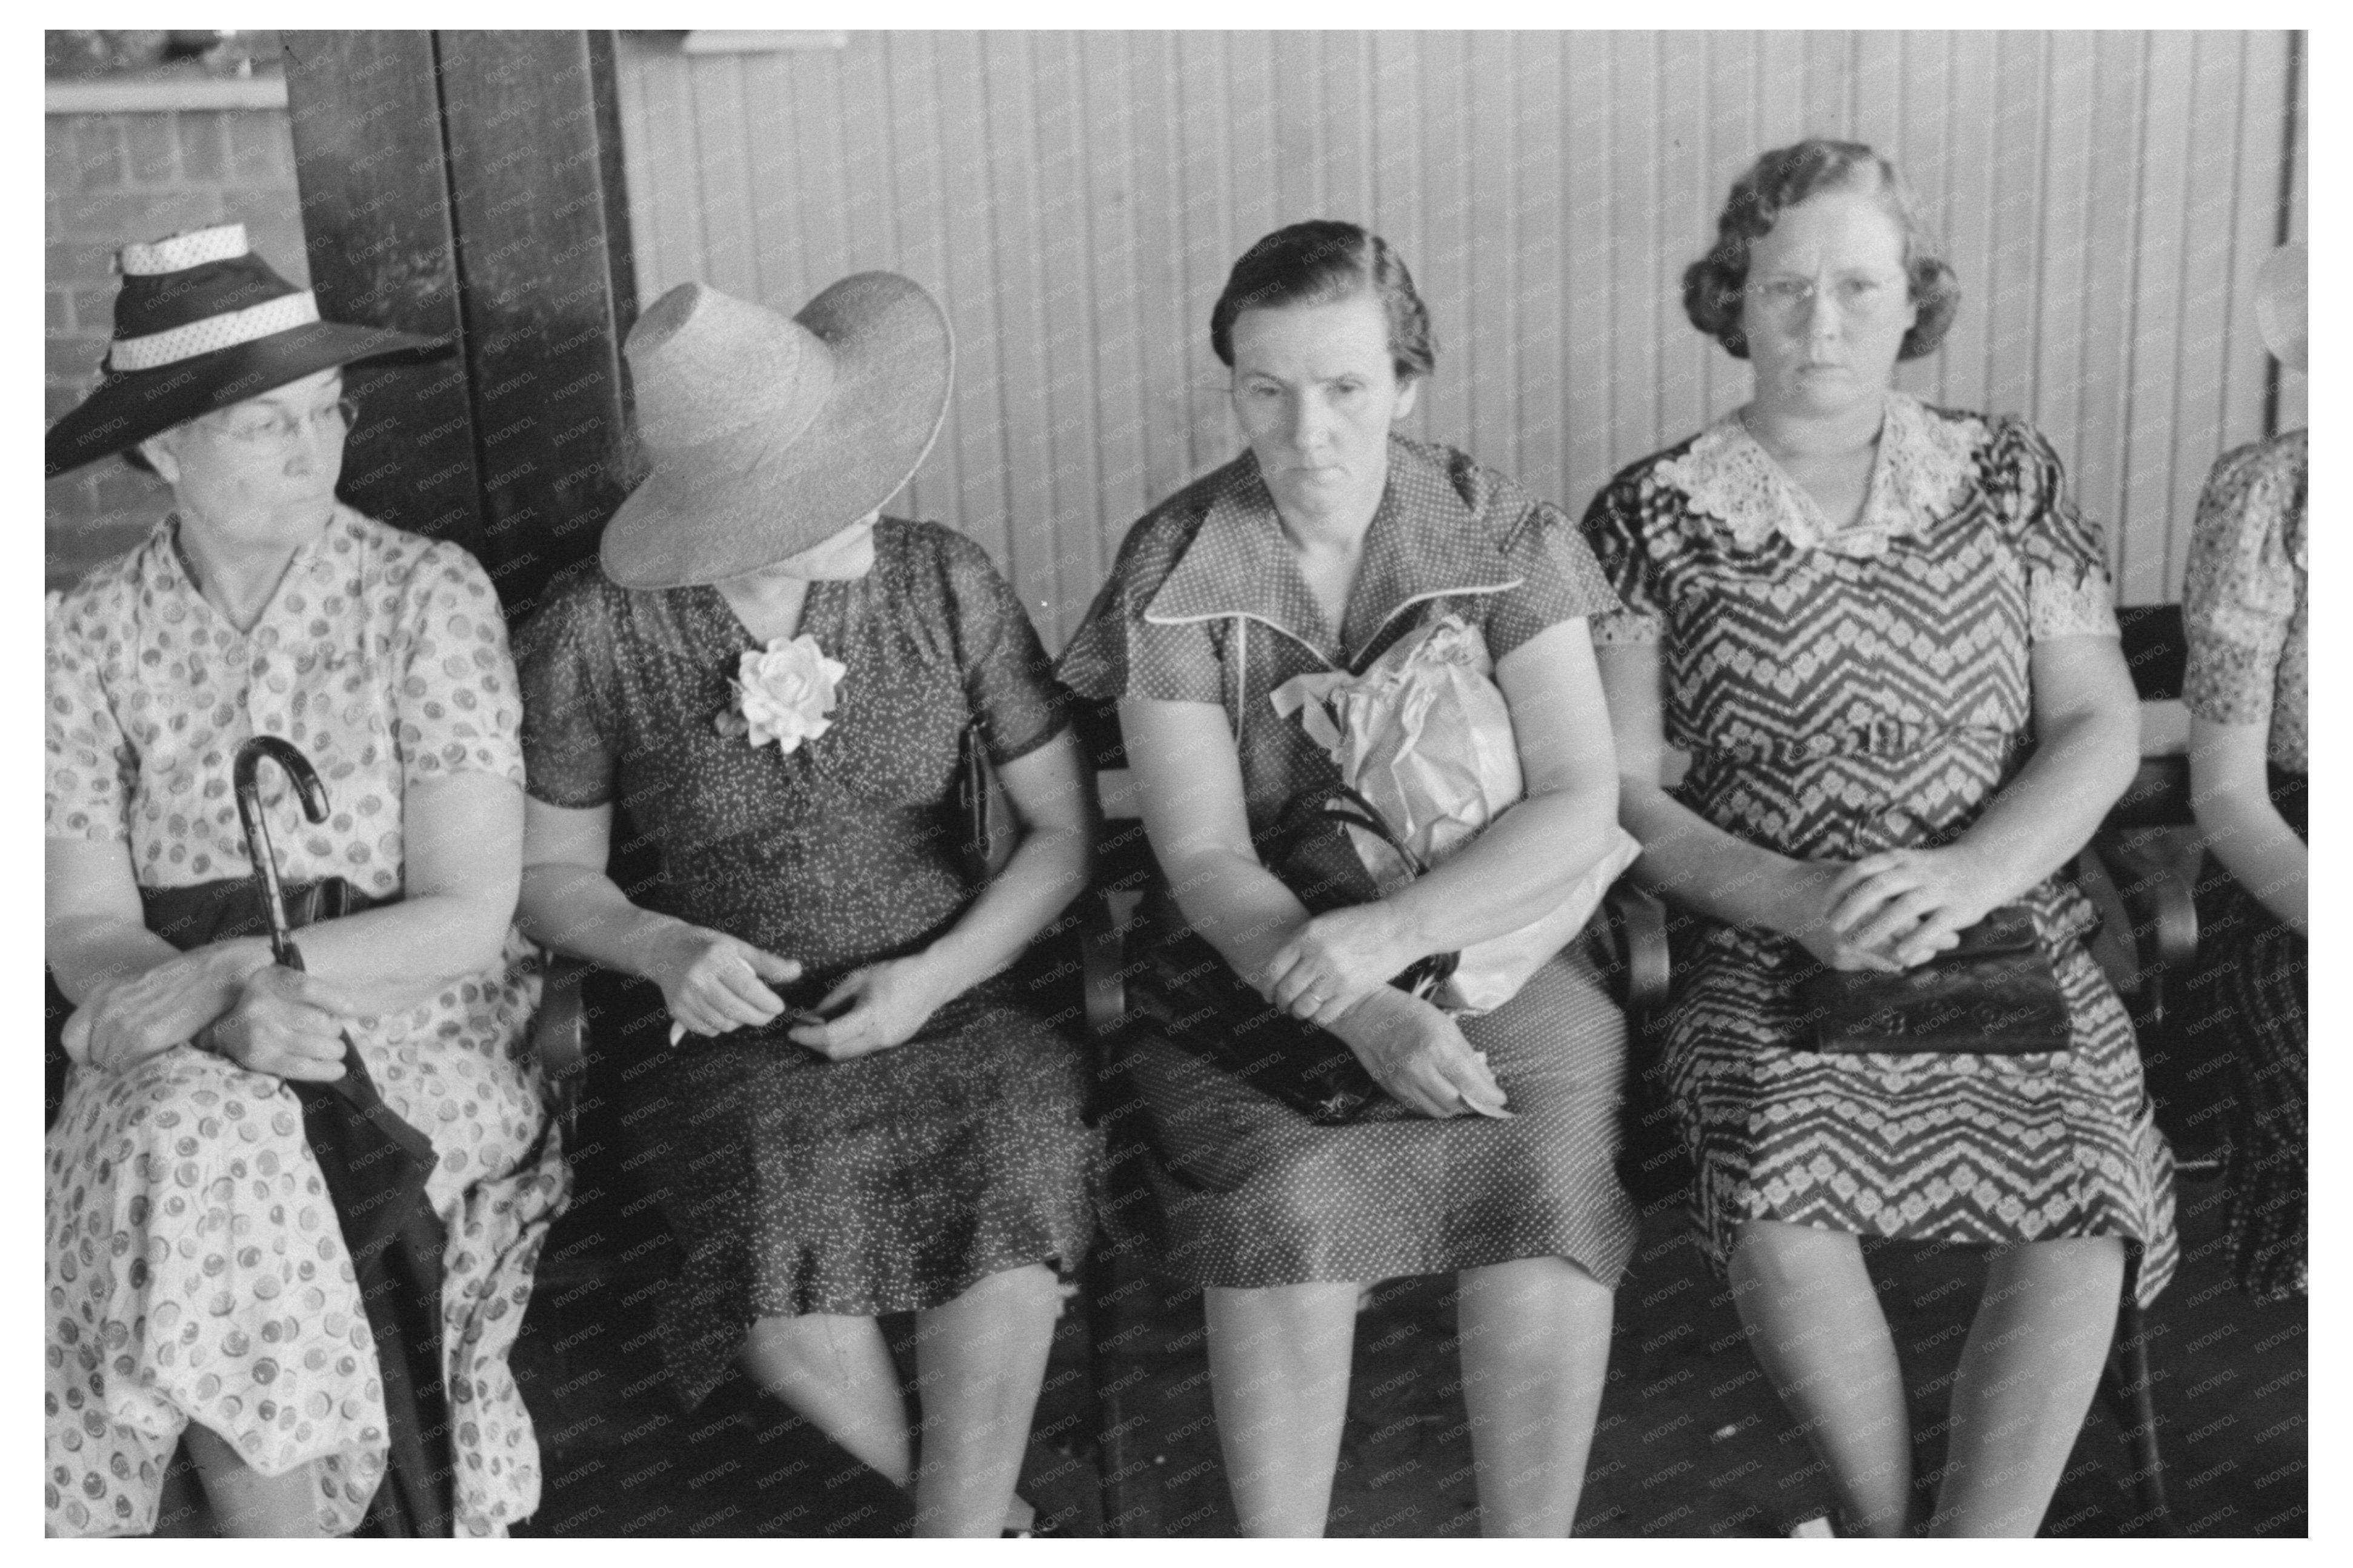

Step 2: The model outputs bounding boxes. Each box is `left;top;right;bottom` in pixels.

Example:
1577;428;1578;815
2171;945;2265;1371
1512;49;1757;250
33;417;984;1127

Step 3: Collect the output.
1578;473;1666;645
45;600;135;842
1998;419;2120;641
513;573;623;809
934;529;1074;765
2183;439;2300;728
1055;534;1226;707
391;542;527;791
1482;499;1625;660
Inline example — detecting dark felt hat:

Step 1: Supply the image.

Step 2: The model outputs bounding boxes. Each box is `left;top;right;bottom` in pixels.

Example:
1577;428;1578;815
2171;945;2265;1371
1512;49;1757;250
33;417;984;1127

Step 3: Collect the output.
44;222;450;477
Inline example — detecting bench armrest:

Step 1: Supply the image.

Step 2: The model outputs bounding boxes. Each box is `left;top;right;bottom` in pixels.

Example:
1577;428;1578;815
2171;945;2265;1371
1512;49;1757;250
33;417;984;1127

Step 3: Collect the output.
531;953;594;1136
1080;889;1131;1040
1602;878;1672;1022
2085;829;2201;1023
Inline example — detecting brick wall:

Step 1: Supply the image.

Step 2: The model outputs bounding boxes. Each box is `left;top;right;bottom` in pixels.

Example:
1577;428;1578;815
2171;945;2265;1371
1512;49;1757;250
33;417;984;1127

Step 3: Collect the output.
44;105;307;591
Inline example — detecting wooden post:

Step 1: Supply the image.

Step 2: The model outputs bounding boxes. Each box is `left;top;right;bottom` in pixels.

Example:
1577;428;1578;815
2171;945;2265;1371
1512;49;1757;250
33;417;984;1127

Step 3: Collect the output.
281;31;483;558
282;30;637;614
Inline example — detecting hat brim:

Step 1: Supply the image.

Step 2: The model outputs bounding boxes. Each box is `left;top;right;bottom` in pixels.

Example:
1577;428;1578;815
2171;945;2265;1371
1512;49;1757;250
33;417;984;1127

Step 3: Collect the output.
599;273;954;590
45;319;450;477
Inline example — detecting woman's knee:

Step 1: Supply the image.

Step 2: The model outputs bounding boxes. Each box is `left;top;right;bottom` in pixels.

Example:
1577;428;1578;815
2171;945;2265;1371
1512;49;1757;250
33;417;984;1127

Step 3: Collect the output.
1984;1235;2126;1305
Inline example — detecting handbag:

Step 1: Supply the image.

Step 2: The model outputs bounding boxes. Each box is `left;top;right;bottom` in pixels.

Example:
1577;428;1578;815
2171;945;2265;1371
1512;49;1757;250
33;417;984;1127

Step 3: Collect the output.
135;875;459;1536
956;723;1019;885
1154;783;1457;1125
1272;615;1639;1013
1795;903;2071;1055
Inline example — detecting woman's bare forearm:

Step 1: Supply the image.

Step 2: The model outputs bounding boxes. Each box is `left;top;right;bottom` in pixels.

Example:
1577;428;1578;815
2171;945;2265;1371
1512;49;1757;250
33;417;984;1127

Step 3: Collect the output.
1945;704;2135;905
1617;777;1814;935
922;824;1091;996
1160;844;1318;989
1385;777;1622;954
517;861;695;982
2196;780;2308;935
278;892;522;1014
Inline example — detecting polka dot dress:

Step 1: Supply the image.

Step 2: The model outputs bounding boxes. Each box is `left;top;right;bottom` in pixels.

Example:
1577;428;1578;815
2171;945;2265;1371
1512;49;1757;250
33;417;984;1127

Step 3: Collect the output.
1057;437;1640;1291
516;518;1100;1410
44;509;570;1536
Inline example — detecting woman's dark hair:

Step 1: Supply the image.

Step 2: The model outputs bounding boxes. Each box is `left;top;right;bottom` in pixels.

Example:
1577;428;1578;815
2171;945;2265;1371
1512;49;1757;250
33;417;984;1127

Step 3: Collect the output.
120;443;158;476
1210;219;1436;384
1682;139;1960;362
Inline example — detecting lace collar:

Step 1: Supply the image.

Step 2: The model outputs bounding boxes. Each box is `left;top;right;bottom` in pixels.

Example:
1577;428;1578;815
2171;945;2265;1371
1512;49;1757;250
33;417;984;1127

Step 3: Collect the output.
1653;392;1985;557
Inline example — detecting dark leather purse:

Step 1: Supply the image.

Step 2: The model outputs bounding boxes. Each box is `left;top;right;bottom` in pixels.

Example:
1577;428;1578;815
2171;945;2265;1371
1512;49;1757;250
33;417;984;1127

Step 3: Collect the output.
1796;903;2071;1055
1159;783;1459;1125
957;723;1019;885
135;875;458;1537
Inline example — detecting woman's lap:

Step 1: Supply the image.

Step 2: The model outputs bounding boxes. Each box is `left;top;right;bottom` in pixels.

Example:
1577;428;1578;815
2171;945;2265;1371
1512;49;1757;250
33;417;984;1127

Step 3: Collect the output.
1123;937;1640;1291
45;1048;387;1536
636;993;1101;1407
1665;921;2178;1306
44;1033;565;1537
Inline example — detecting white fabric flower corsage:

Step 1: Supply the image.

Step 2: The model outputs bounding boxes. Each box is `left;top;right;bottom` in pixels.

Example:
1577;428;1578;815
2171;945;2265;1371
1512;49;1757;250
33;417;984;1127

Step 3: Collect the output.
714;634;847;754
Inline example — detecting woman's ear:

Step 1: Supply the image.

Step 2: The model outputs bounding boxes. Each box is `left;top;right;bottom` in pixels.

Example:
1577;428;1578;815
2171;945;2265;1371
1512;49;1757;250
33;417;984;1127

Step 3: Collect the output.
1392;375;1422;423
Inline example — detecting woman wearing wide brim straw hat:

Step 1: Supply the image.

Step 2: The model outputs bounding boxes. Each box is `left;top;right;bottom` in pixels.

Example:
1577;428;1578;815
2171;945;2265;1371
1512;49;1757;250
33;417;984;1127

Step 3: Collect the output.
2180;239;2309;1304
515;274;1101;1536
44;224;569;1536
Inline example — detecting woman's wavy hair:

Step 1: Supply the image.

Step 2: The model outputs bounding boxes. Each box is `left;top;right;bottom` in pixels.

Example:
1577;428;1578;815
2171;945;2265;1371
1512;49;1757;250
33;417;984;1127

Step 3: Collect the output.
1682;139;1960;362
1210;219;1436;385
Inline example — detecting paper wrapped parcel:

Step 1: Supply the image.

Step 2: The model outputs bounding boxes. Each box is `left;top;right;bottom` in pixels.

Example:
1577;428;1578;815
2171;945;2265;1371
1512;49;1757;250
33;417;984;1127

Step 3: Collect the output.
1271;614;1641;1014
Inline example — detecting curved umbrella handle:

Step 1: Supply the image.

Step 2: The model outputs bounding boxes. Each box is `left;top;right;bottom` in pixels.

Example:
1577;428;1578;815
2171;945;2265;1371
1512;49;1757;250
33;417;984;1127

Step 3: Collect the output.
232;736;331;969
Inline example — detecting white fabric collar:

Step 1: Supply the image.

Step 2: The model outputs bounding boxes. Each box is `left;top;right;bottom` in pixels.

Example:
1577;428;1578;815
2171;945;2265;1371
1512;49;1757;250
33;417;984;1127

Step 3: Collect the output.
1654;391;1985;558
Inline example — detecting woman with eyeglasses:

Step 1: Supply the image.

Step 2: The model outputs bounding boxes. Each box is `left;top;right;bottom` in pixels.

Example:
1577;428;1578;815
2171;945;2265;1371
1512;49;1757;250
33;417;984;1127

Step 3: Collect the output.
1580;142;2176;1536
43;225;565;1536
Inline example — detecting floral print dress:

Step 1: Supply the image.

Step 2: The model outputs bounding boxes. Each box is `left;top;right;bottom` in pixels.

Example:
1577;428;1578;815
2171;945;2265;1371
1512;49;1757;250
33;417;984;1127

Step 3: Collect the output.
515;517;1099;1410
44;507;567;1536
1580;395;2178;1303
2182;428;2307;1303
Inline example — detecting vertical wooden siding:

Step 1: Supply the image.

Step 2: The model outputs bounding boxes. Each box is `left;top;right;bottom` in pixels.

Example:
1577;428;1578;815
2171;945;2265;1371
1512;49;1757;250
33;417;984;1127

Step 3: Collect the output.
616;30;2301;645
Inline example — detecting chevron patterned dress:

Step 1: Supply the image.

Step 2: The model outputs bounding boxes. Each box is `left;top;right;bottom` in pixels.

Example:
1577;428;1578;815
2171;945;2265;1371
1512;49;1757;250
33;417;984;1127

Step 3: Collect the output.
1583;396;2178;1306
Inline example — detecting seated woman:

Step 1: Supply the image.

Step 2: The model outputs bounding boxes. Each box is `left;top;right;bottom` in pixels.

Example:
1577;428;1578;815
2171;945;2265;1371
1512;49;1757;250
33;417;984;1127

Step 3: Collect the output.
1059;221;1639;1538
1583;140;2177;1536
2183;244;2306;1306
43;224;567;1537
513;276;1100;1538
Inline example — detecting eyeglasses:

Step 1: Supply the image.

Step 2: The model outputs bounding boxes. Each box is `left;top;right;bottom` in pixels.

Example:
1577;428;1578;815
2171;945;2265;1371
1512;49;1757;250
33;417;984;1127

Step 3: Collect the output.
206;396;360;451
1745;274;1907;324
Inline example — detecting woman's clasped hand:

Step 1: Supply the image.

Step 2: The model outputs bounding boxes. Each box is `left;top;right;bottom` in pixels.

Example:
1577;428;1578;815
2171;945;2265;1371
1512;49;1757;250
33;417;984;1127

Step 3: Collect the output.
647;922;804;1037
1260;899;1422;1026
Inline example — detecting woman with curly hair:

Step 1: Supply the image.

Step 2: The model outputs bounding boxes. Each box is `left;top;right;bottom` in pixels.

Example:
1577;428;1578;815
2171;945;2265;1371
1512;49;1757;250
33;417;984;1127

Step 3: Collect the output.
1582;140;2176;1536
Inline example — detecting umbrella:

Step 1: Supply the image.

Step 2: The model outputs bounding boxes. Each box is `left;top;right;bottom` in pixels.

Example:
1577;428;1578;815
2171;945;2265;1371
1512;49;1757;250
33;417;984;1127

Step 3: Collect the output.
231;736;457;1536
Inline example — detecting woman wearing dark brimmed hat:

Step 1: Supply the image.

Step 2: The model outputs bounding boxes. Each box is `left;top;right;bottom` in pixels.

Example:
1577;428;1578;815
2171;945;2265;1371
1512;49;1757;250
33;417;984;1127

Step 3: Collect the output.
513;276;1100;1537
44;224;568;1536
2182;241;2308;1305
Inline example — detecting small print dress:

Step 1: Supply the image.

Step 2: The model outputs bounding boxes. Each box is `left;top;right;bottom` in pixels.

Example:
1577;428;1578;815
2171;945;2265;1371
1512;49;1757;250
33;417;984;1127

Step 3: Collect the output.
1580;394;2178;1304
2182;428;2307;1304
44;507;568;1536
515;517;1100;1410
1057;436;1641;1291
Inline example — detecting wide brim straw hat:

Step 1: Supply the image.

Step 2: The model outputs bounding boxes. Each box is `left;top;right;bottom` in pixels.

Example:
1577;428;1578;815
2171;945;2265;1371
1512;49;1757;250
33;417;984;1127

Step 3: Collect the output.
599;273;953;590
44;222;449;477
2255;242;2306;374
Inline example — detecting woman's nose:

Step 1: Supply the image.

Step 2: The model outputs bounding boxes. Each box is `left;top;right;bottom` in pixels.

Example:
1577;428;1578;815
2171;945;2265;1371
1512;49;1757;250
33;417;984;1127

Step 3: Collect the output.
1289;391;1332;449
1800;287;1842;344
